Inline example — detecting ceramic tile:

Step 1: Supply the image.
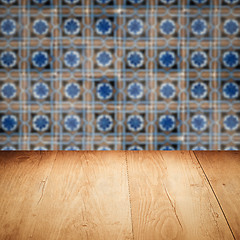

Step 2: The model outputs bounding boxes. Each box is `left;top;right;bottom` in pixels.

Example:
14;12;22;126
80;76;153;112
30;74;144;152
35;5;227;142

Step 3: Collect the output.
0;0;239;150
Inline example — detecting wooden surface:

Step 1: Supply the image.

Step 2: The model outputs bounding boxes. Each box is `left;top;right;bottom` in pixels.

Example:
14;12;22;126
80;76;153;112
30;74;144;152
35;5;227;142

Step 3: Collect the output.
0;151;132;240
195;151;240;240
0;151;239;240
127;151;234;240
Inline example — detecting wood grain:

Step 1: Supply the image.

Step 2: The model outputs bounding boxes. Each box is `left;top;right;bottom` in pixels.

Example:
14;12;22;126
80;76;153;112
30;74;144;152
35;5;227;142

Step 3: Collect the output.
194;151;240;240
0;151;57;240
0;151;133;240
126;151;234;240
0;150;238;240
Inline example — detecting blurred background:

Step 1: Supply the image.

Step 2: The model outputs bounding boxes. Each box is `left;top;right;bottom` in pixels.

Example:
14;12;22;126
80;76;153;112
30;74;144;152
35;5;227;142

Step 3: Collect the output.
0;0;239;150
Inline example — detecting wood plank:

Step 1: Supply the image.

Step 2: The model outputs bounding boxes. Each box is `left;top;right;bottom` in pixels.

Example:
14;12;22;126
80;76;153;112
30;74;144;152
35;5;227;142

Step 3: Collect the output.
127;151;234;240
27;151;133;240
0;151;57;240
194;151;240;240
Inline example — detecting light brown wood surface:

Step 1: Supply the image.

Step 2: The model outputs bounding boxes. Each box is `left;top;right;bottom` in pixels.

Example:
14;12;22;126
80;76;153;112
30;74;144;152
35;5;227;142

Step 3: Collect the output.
0;150;239;240
0;151;57;239
127;151;234;240
194;151;240;240
0;151;133;240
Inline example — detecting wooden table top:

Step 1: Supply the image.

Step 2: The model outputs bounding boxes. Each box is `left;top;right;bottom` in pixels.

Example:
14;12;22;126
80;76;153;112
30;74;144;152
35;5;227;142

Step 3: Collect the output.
0;151;239;240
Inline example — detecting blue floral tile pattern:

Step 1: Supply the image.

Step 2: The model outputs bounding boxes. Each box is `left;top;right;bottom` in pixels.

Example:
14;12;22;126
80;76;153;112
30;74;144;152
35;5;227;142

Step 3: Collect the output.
159;51;176;68
127;82;144;99
159;115;176;132
1;19;16;35
33;19;49;35
64;51;80;68
191;19;208;36
223;115;239;131
33;82;49;99
32;115;49;132
160;19;176;35
32;51;48;68
191;114;208;132
0;0;240;150
96;19;112;35
160;83;176;99
96;51;112;67
1;83;17;99
64;19;80;35
1;115;17;132
128;19;144;36
97;82;113;100
127;51;144;68
191;82;208;99
223;51;239;68
1;51;17;68
223;82;239;99
191;51;208;68
127;115;144;132
223;19;239;35
97;115;113;132
64;115;81;132
64;83;80;99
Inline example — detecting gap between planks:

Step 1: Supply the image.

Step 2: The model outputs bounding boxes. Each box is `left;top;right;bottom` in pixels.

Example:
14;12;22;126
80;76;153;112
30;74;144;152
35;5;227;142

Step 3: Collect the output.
126;150;235;240
193;151;236;240
124;150;135;240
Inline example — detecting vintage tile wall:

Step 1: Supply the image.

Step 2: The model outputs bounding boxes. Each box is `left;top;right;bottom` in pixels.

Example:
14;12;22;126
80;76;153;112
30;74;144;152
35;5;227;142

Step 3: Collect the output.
0;0;239;150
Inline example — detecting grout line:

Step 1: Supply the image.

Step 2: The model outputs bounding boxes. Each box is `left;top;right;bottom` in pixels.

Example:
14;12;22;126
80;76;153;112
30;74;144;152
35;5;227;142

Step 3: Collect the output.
125;150;134;240
193;151;236;240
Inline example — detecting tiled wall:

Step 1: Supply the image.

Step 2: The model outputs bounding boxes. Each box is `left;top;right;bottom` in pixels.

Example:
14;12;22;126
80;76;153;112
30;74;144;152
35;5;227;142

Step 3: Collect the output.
0;0;239;150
